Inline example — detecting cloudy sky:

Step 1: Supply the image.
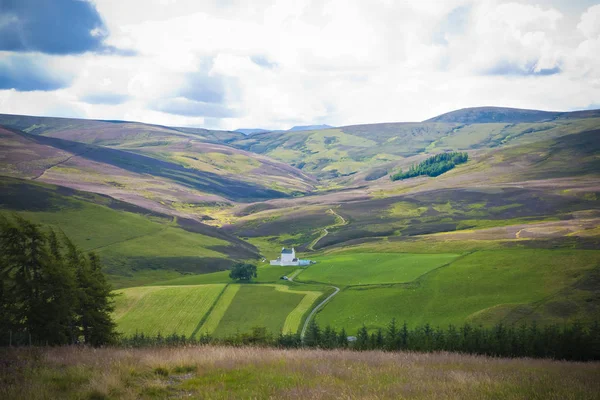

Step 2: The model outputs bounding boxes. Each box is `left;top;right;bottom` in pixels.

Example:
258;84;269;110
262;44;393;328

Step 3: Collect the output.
0;0;599;130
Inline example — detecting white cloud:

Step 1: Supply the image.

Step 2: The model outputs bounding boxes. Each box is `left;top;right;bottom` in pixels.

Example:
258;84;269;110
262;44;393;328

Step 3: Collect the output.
1;0;599;128
577;4;600;38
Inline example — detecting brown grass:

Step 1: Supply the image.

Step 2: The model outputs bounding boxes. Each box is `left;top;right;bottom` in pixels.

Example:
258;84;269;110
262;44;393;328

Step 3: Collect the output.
1;346;598;399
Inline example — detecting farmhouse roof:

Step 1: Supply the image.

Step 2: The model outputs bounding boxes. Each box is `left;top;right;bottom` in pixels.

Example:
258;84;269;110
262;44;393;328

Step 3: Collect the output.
281;248;294;254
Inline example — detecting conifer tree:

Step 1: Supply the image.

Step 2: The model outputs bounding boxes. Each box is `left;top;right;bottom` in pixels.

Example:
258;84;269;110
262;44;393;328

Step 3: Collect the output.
0;215;117;346
385;318;399;350
304;319;321;347
356;325;369;350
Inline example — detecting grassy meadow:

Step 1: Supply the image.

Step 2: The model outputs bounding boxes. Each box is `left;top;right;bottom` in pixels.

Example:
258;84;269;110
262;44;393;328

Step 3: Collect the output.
299;252;459;285
1;346;598;400
109;246;600;337
113;285;226;336
315;249;600;332
113;282;323;337
212;285;307;337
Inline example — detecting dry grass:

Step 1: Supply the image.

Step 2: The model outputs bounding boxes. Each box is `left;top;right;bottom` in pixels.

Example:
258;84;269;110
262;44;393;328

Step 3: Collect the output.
1;346;598;399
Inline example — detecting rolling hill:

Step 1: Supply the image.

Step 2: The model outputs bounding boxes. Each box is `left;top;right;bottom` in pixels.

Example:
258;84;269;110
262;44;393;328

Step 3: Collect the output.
0;176;260;288
1;106;599;335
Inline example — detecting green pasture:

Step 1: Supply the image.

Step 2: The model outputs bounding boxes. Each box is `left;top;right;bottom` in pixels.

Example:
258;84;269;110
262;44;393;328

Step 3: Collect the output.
113;285;225;336
198;284;240;335
315;249;600;333
212;285;307;337
298;253;459;285
154;265;299;286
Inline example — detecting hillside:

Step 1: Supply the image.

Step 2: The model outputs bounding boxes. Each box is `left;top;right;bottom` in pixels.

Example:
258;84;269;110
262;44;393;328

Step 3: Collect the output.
0;176;259;287
1;107;599;335
0;116;318;224
425;106;600;124
232;108;600;180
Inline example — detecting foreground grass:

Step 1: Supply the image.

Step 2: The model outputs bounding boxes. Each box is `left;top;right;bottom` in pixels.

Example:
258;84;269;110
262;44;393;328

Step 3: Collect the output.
1;346;599;400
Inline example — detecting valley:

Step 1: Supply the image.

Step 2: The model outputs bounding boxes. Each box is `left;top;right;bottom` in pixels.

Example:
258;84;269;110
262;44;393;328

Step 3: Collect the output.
1;107;599;337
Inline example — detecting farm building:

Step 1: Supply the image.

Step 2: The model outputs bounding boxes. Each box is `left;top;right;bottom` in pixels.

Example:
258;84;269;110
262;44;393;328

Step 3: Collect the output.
270;247;313;266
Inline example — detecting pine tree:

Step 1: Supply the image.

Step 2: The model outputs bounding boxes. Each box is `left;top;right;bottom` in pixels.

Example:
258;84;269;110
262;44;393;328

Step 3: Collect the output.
337;327;348;348
0;216;117;346
304;319;321;347
400;321;409;349
356;325;369;350
385;318;399;350
80;252;117;345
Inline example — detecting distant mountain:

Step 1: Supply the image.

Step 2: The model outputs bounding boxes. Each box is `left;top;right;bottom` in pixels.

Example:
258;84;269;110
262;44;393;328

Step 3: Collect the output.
425;107;563;124
235;125;334;135
235;128;272;135
288;124;334;132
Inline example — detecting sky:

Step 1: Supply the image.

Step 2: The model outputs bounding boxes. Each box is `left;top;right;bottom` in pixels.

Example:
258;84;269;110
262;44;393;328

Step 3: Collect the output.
0;0;599;130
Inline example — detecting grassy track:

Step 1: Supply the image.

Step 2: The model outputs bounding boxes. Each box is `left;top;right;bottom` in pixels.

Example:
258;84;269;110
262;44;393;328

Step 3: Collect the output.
274;286;323;334
308;208;347;250
315;249;600;333
197;285;240;335
298;252;459;285
213;285;305;336
113;285;225;336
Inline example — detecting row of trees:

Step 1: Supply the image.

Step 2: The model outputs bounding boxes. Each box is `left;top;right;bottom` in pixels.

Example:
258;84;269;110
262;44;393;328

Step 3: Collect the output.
390;152;469;181
119;319;600;361
0;215;117;346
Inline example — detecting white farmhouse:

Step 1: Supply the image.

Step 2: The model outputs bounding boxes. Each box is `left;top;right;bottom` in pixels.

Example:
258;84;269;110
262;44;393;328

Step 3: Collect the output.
270;247;313;266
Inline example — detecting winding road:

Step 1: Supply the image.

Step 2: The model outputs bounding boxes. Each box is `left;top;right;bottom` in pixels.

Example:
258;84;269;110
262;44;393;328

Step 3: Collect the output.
308;208;347;251
287;263;341;339
300;284;340;339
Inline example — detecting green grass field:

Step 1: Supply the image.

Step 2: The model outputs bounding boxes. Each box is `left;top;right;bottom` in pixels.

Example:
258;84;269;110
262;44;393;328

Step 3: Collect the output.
276;286;323;334
298;253;459;285
114;283;322;337
113;285;225;336
212;285;306;337
197;284;240;335
154;264;298;285
315;249;600;333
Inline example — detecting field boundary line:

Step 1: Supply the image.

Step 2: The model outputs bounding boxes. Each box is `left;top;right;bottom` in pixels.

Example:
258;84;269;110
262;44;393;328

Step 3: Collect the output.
195;284;240;336
190;284;229;338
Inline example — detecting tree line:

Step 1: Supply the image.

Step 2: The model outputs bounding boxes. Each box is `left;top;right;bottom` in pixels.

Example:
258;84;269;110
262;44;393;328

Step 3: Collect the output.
119;319;600;361
0;215;117;346
390;152;469;181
